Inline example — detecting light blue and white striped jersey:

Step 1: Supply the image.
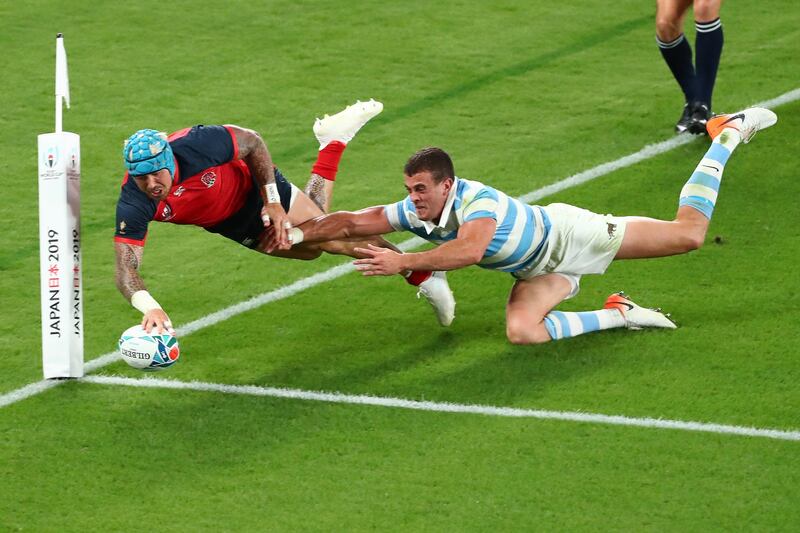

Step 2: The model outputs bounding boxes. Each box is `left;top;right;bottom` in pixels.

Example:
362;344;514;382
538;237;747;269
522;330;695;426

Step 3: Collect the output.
384;177;551;273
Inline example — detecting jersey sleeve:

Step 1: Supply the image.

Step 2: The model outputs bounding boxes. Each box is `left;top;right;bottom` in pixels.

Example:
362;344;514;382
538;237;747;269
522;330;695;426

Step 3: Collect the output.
114;181;155;245
383;197;415;231
462;186;500;222
170;125;237;179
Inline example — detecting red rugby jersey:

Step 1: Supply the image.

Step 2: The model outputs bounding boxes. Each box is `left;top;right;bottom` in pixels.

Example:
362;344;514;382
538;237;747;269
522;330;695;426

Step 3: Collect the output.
114;125;253;246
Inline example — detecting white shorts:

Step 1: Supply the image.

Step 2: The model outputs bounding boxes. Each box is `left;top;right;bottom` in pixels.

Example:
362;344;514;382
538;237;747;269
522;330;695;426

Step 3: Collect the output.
289;183;301;208
514;203;626;299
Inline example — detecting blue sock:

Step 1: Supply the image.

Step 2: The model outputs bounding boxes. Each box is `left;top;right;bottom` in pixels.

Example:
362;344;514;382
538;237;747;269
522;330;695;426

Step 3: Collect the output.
543;309;625;341
678;130;741;219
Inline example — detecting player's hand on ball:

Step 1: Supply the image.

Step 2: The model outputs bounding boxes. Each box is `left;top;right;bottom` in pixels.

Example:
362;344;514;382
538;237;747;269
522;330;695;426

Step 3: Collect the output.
142;308;175;335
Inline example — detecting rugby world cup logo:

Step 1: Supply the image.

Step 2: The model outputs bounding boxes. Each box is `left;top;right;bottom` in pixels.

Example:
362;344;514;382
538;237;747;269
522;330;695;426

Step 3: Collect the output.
44;146;59;169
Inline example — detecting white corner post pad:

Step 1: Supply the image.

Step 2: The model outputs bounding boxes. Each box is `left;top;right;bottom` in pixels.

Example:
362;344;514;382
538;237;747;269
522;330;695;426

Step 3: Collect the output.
287;227;304;245
131;290;162;314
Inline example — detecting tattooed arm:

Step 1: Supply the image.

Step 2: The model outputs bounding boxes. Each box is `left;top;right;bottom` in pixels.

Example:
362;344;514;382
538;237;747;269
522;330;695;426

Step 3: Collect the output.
227;124;290;246
115;241;173;333
115;241;146;299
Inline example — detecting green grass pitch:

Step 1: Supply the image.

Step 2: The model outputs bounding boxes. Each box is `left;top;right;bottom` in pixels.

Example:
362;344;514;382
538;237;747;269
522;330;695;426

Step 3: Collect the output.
1;0;799;530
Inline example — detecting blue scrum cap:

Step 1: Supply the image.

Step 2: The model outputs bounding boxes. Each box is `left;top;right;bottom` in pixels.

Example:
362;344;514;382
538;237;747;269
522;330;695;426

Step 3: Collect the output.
123;129;175;177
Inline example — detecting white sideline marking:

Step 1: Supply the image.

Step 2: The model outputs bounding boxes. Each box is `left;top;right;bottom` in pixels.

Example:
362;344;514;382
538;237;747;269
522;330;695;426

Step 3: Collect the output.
83;375;800;442
2;87;799;411
0;380;63;409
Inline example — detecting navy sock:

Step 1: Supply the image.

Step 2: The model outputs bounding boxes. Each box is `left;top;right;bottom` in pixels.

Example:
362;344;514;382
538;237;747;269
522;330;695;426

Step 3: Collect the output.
695;18;724;110
657;33;696;103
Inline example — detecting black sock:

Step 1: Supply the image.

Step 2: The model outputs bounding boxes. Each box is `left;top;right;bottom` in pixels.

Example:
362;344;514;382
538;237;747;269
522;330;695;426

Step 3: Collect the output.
657;34;696;104
695;18;724;110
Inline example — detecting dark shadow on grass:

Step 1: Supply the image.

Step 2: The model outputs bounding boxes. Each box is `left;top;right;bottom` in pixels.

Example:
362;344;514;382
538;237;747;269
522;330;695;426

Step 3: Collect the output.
252;325;463;394
244;297;636;409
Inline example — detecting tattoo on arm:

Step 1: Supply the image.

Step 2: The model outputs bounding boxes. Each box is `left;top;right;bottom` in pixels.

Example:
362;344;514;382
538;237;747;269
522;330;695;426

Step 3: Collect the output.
115;242;146;301
229;125;275;200
305;174;328;212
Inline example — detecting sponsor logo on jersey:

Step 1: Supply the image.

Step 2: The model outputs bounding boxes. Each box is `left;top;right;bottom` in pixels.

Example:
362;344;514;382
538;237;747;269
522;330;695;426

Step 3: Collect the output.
173;185;186;197
201;172;216;188
161;204;174;221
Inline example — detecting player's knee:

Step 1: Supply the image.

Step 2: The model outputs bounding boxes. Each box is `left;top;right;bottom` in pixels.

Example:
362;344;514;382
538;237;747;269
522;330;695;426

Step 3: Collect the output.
506;318;551;345
685;234;705;252
655;17;682;41
673;232;704;253
681;222;708;252
670;217;708;253
693;0;720;21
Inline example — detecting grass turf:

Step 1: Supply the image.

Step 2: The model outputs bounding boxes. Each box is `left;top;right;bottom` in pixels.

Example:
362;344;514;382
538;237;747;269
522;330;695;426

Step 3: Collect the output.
1;0;799;529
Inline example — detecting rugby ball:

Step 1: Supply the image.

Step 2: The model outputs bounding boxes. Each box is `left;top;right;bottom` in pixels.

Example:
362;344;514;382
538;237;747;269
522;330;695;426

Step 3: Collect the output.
118;324;180;371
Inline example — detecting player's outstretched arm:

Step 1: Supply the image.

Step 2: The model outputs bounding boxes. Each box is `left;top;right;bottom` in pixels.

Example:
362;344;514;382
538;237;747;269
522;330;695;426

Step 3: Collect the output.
263;206;395;253
115;241;174;334
354;218;496;275
227;125;290;246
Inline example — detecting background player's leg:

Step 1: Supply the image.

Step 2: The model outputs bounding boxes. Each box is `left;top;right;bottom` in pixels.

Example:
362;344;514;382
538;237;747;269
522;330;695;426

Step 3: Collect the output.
305;99;383;212
693;0;723;112
656;0;694;42
656;0;697;132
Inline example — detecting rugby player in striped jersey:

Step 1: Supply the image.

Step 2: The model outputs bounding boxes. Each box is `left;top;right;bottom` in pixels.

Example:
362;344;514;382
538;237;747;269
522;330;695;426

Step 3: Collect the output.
271;107;776;343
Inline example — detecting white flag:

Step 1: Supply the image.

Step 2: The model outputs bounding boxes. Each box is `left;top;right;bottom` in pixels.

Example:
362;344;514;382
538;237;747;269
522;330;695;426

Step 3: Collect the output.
56;34;70;109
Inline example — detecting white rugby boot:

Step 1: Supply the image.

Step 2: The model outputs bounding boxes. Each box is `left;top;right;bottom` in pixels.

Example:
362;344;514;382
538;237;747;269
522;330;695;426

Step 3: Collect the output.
706;107;778;144
417;271;456;327
603;292;676;331
313;99;384;149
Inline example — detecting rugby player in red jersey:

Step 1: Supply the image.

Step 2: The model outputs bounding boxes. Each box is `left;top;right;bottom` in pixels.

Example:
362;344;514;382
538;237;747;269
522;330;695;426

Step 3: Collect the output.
114;100;455;334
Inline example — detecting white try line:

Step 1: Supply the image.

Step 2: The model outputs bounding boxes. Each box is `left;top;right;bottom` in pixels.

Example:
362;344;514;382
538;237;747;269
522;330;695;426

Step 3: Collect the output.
83;375;800;442
2;87;799;411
